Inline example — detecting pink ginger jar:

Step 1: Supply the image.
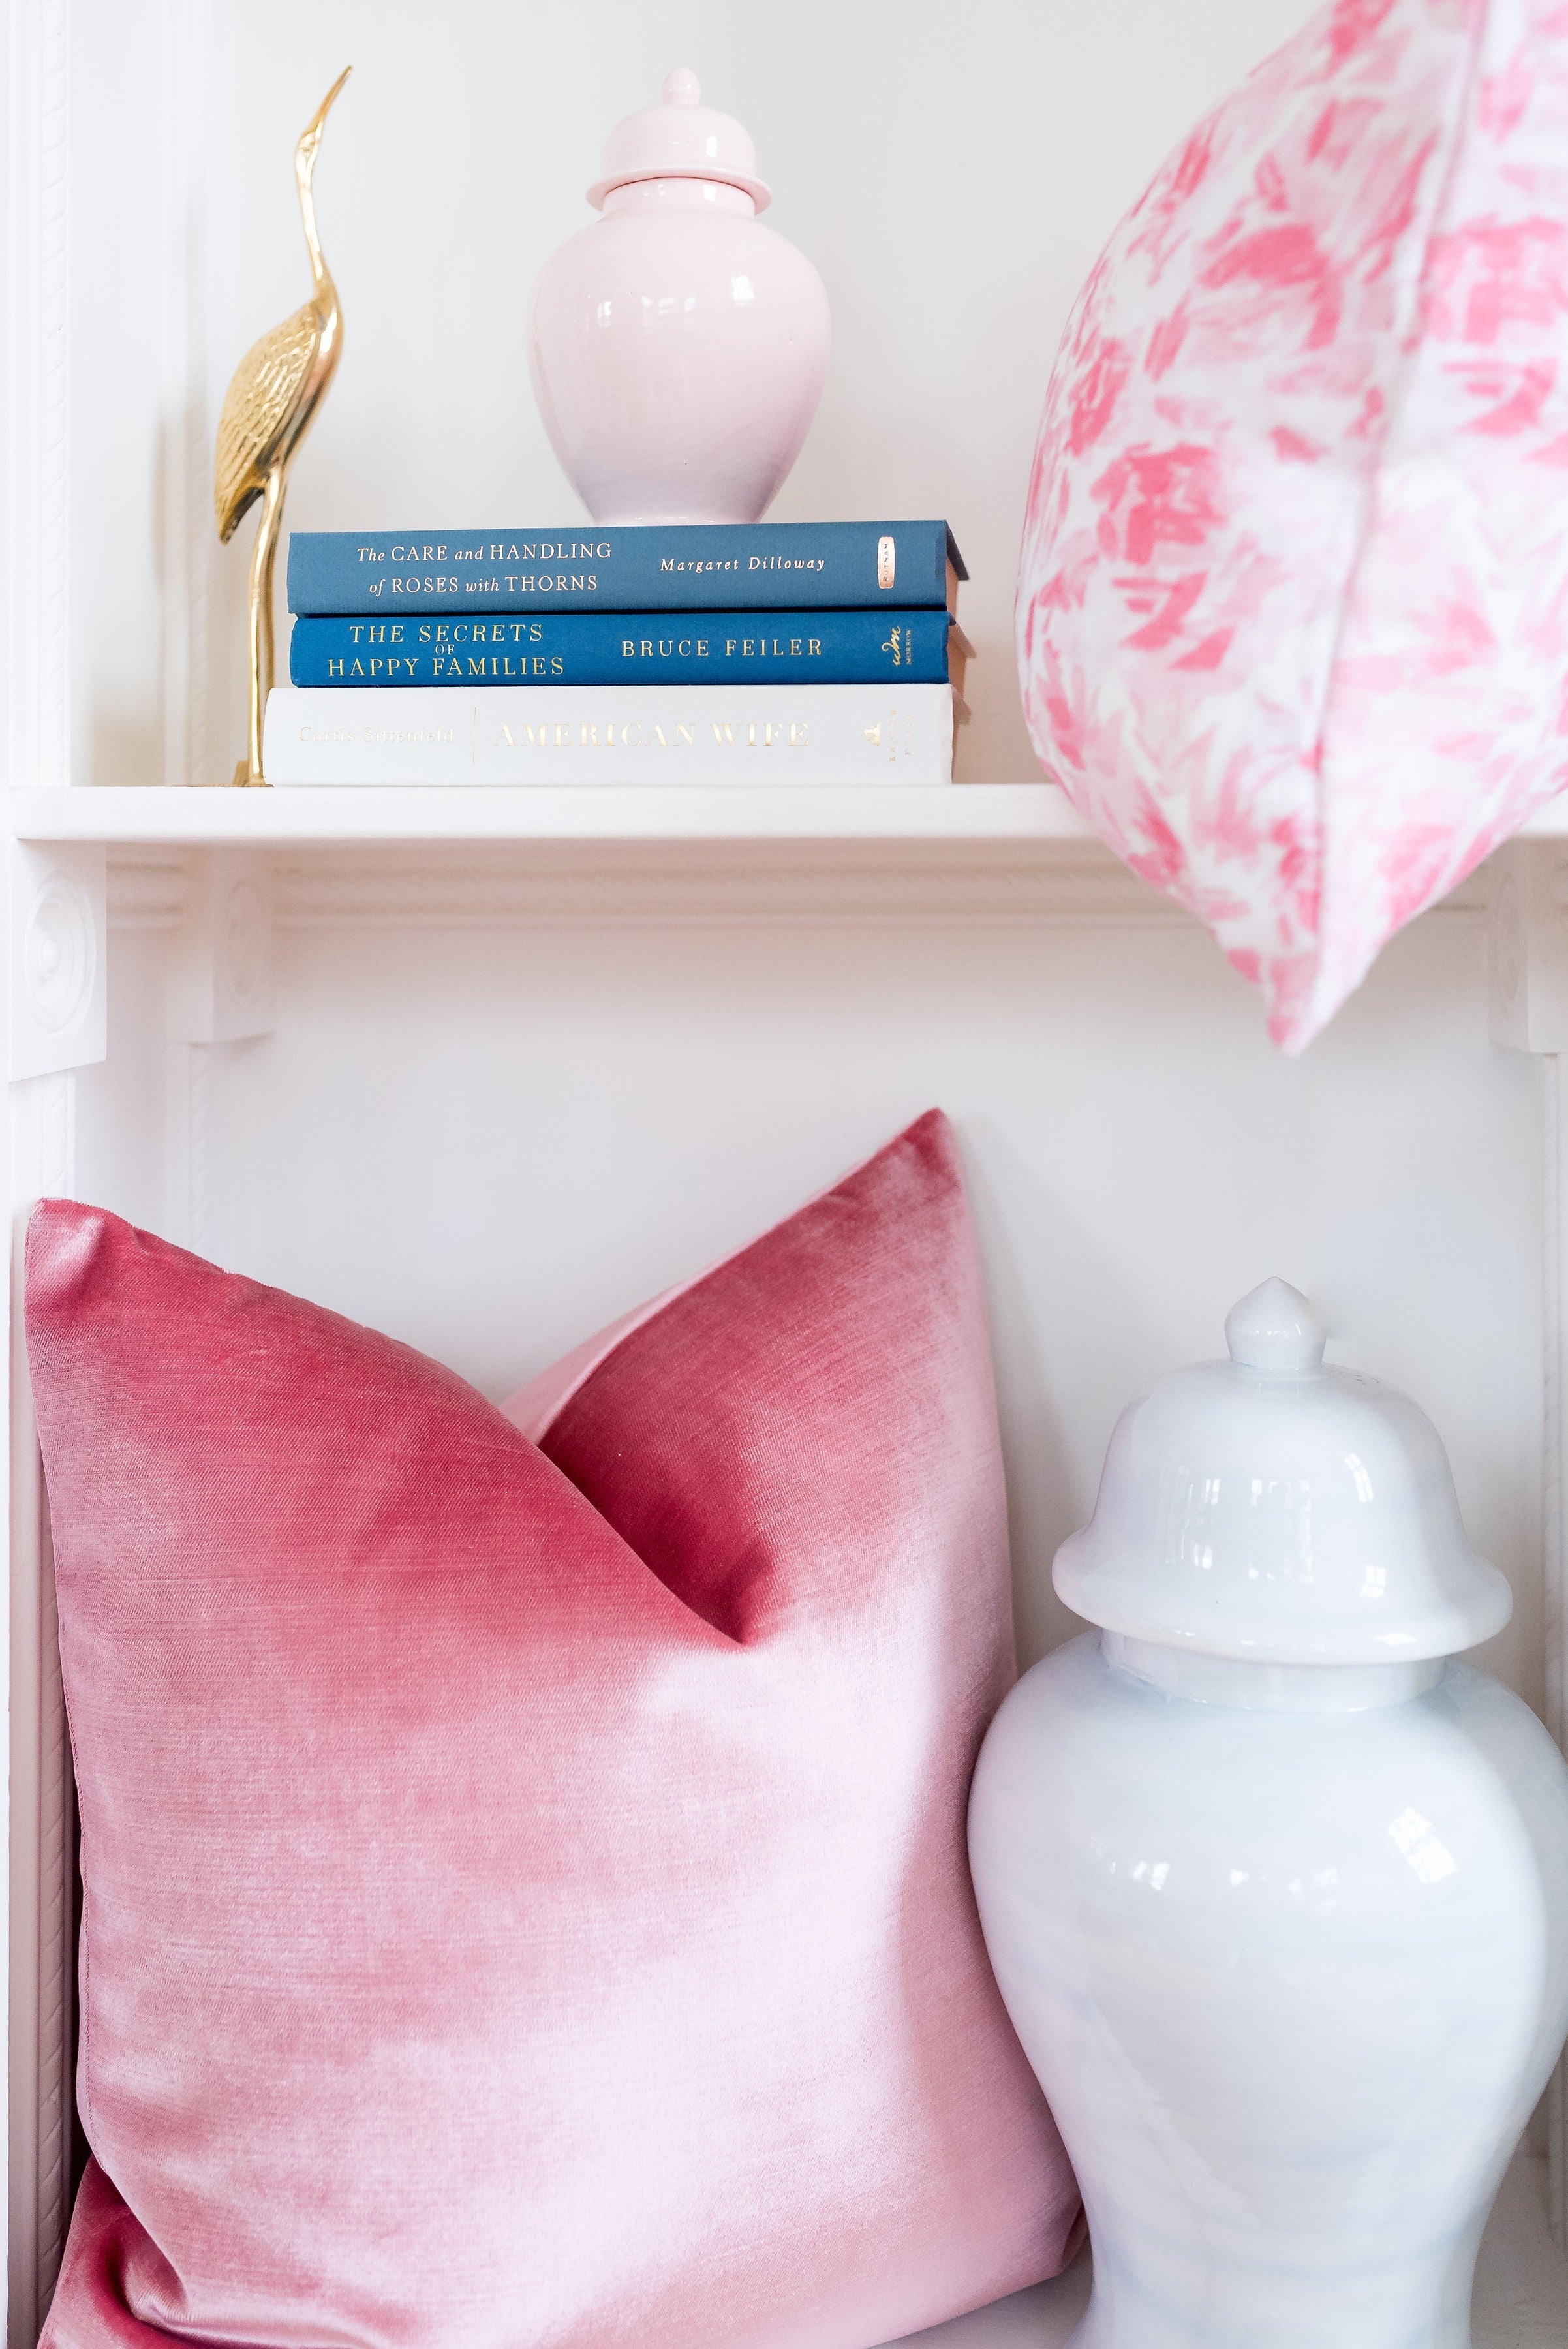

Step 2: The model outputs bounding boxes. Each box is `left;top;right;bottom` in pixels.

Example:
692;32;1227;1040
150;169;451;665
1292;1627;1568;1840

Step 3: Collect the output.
529;67;831;524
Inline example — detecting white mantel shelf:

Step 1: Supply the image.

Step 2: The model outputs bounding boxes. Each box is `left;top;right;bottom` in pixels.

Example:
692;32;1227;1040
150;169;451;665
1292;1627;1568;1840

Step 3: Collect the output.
10;783;1101;847
13;782;1568;851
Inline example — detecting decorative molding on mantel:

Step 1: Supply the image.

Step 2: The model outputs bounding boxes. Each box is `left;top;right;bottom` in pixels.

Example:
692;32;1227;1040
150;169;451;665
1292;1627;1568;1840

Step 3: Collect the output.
8;1075;77;2349
268;853;1191;929
111;842;1210;933
10;845;106;1081
108;846;187;931
5;0;75;2331
173;852;273;1042
99;840;1496;935
252;850;1485;932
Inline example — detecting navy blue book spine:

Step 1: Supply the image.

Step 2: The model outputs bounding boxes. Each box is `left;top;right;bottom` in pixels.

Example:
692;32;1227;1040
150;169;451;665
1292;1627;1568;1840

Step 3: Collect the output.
288;607;953;688
286;521;964;615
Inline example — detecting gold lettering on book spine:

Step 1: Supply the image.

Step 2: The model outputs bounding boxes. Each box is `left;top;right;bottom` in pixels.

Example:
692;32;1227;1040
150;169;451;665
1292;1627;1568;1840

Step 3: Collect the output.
214;69;352;785
877;535;895;591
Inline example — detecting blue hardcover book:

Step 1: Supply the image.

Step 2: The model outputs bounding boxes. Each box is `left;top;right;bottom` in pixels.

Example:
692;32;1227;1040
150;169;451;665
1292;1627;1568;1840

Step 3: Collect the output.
288;607;960;688
286;520;966;616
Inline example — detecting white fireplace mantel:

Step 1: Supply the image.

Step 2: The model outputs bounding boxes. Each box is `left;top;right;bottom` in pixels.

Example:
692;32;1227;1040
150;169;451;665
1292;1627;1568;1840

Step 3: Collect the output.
7;0;1568;2343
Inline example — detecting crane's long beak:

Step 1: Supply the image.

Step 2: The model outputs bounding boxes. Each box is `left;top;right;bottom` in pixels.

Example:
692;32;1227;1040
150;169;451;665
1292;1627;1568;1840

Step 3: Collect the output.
298;66;351;175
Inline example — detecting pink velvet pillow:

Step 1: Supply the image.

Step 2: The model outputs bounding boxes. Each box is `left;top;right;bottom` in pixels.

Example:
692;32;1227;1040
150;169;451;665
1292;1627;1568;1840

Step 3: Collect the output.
27;1111;1079;2349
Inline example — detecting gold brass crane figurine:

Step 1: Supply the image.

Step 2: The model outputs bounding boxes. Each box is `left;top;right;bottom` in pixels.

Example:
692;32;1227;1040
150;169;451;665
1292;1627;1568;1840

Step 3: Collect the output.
215;69;351;786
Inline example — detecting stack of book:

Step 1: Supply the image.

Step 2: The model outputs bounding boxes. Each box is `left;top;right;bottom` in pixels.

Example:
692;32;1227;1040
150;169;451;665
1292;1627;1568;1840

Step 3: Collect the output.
264;520;971;786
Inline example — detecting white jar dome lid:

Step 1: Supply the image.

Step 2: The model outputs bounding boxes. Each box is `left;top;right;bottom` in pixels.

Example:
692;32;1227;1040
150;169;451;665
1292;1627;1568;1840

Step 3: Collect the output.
587;67;773;212
1053;1278;1512;1665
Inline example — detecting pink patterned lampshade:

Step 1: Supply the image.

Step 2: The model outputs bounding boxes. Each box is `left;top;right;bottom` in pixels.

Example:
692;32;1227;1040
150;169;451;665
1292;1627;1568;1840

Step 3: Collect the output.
1017;0;1568;1052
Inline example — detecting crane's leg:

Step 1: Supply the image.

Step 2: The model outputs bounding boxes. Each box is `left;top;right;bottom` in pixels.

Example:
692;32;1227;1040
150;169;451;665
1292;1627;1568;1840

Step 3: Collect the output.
236;468;285;786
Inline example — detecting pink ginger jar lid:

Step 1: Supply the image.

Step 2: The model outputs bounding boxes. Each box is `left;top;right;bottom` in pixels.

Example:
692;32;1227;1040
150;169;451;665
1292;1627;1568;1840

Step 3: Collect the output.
587;66;772;212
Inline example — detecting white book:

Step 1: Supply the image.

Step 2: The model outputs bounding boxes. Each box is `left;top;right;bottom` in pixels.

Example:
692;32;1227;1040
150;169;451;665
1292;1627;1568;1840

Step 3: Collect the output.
262;684;956;786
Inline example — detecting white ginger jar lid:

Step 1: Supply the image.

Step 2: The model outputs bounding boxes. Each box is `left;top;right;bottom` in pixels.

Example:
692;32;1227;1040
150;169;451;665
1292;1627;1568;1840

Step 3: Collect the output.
587;67;773;212
1053;1278;1512;1665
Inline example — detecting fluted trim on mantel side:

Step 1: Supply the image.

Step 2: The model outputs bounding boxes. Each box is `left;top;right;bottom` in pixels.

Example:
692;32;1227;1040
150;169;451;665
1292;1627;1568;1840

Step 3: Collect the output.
5;0;76;2339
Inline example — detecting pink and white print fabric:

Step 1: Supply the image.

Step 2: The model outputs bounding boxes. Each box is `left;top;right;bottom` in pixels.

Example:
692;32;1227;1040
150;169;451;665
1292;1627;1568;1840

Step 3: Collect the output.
1017;0;1568;1052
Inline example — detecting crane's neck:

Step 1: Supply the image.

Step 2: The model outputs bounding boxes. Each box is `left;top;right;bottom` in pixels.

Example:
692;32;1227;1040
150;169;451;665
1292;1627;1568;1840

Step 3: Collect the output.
292;69;348;306
296;152;331;298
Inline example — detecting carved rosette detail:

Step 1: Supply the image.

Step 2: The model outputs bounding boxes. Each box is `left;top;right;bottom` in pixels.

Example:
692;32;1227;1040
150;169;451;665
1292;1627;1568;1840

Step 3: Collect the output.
24;872;97;1037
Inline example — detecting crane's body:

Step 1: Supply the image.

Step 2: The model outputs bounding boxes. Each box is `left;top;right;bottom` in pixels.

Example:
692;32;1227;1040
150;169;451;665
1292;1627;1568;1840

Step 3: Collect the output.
215;70;350;786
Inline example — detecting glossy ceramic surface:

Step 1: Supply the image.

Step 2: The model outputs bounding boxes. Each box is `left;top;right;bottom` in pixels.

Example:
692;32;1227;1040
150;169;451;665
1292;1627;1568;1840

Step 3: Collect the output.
970;1635;1568;2349
585;64;772;211
529;72;829;525
1055;1279;1511;1662
969;1280;1568;2348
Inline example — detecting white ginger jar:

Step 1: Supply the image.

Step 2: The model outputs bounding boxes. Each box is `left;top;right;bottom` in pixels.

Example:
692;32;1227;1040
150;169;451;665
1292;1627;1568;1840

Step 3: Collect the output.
529;67;831;525
968;1278;1568;2349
